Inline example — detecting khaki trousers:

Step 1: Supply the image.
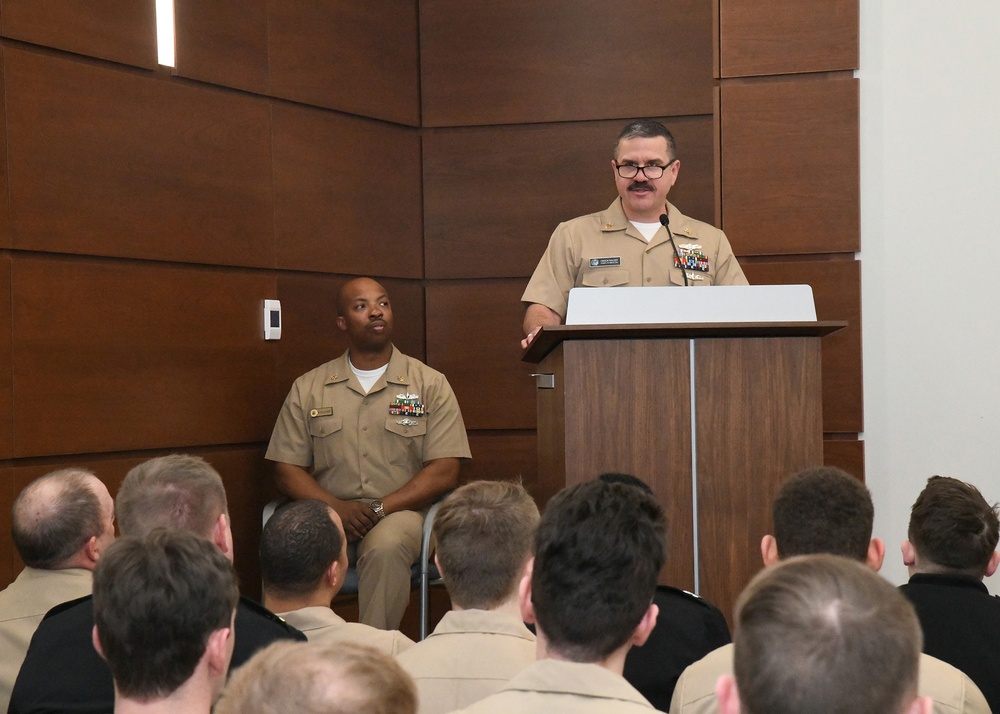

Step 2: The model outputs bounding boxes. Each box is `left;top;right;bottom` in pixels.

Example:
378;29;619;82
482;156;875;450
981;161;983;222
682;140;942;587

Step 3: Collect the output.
349;509;423;630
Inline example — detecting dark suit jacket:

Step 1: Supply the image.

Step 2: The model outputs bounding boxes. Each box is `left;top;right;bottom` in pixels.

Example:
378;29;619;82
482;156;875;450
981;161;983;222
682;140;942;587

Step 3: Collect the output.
9;594;305;714
622;585;731;712
900;572;1000;714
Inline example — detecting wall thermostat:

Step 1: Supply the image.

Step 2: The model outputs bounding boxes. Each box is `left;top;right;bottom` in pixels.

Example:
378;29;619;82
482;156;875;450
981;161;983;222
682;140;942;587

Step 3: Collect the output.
263;300;281;340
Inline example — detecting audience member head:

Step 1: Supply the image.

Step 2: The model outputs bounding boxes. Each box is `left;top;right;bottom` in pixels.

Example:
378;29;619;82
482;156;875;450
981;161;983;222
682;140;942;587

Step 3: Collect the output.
260;499;348;605
12;468;115;570
524;478;666;664
116;454;232;558
903;475;1000;578
92;529;237;706
717;554;930;714
433;480;540;610
763;465;884;570
215;640;416;714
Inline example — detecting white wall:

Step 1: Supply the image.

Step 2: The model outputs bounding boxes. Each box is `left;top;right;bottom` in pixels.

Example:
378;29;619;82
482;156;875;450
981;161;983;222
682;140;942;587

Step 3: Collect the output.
860;1;1000;589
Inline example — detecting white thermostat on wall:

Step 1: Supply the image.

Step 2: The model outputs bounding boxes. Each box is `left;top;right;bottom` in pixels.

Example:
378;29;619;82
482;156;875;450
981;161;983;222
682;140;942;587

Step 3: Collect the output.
263;300;281;340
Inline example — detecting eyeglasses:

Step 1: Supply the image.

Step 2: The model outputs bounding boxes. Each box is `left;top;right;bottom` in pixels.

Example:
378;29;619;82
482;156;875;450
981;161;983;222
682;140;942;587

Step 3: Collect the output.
615;160;676;180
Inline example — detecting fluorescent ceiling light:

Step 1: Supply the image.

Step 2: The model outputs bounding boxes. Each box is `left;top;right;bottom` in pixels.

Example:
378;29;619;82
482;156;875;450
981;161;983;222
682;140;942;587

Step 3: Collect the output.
156;0;175;67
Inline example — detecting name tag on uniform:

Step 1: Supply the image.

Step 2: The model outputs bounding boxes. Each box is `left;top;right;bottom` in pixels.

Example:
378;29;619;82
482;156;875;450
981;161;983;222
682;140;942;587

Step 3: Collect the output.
309;407;333;418
589;257;622;267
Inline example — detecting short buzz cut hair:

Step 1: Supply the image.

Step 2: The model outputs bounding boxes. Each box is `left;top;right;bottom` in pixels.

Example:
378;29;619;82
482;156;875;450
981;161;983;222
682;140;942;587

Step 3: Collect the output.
215;641;417;714
12;468;105;568
614;119;676;160
908;475;1000;575
772;466;874;561
261;499;343;598
531;479;666;662
732;554;923;714
433;480;540;610
116;454;228;539
93;530;238;700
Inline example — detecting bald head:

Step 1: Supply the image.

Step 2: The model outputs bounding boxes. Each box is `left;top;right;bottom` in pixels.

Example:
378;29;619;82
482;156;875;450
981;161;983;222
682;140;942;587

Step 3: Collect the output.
336;278;388;318
12;468;115;569
335;277;394;357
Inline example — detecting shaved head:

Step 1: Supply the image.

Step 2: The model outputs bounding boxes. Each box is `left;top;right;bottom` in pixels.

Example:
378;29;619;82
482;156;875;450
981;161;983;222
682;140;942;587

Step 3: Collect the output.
336;278;388;318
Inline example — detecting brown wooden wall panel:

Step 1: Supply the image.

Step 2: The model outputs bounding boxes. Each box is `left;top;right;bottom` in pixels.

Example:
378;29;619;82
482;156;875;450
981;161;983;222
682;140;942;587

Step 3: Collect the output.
11;257;278;457
272;104;422;278
719;0;859;78
743;258;862;433
0;1;156;69
420;0;713;127
268;2;419;126
0;49;7;249
174;0;269;94
425;281;536;431
464;431;538;497
423;116;716;280
824;439;865;481
720;76;859;256
1;448;274;593
0;258;11;459
273;274;425;408
6;48;274;268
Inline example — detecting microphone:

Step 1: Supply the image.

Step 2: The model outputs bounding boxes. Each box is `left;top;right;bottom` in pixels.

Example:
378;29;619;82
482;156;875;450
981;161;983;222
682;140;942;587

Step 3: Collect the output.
660;213;689;287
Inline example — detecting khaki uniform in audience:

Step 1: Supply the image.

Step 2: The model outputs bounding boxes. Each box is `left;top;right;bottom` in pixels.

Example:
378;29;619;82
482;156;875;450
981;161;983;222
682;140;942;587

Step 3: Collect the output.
668;643;991;714
0;567;92;712
278;606;413;655
396;609;535;714
451;659;655;713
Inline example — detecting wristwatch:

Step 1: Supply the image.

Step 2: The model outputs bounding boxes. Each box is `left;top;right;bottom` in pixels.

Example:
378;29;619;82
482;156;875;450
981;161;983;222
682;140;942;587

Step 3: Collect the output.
369;500;385;521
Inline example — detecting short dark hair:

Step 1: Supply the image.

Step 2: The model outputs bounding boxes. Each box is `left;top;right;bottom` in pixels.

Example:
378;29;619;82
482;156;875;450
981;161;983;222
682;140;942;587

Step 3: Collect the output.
908;475;1000;575
93;530;238;699
433;480;539;610
772;466;873;561
261;499;343;598
733;554;922;714
614;119;676;160
216;641;417;714
116;454;228;539
12;469;105;568
531;479;666;662
598;472;654;496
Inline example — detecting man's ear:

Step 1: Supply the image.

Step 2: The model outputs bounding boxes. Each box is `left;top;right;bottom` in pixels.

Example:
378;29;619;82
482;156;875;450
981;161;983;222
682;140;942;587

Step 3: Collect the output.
91;625;106;661
715;674;742;714
867;538;886;572
629;603;659;648
212;514;232;559
903;695;934;714
433;553;445;580
335;315;347;332
82;536;101;566
986;551;1000;578
760;535;779;567
518;558;535;625
901;540;916;567
206;625;233;677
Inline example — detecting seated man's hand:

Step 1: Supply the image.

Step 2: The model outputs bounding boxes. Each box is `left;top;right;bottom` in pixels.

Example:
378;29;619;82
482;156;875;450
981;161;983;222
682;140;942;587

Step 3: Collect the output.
336;501;378;542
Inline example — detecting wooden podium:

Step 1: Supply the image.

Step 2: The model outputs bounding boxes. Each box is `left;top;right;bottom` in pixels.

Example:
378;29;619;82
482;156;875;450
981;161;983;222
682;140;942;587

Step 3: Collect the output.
522;321;844;620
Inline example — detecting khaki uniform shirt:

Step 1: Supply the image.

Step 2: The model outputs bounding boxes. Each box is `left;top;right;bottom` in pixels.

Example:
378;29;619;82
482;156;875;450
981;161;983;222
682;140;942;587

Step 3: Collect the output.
668;643;990;714
396;609;536;714
277;606;413;655
266;347;471;499
0;567;93;712
452;659;656;713
522;199;748;319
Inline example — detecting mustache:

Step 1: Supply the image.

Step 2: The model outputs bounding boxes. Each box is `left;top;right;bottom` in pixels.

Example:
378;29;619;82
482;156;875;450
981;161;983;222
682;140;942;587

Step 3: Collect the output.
628;183;653;191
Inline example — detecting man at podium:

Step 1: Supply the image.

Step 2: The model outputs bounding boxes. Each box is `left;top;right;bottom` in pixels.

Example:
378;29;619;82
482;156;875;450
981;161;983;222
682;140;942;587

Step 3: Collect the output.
521;119;748;348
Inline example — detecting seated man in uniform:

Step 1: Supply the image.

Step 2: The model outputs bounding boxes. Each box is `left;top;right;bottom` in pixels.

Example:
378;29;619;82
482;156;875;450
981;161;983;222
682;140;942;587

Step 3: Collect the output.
900;475;1000;713
396;480;539;713
671;466;989;714
716;555;932;714
521;119;748;348
266;276;472;629
216;640;417;714
260;499;413;654
0;468;116;712
93;530;238;714
453;478;665;713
